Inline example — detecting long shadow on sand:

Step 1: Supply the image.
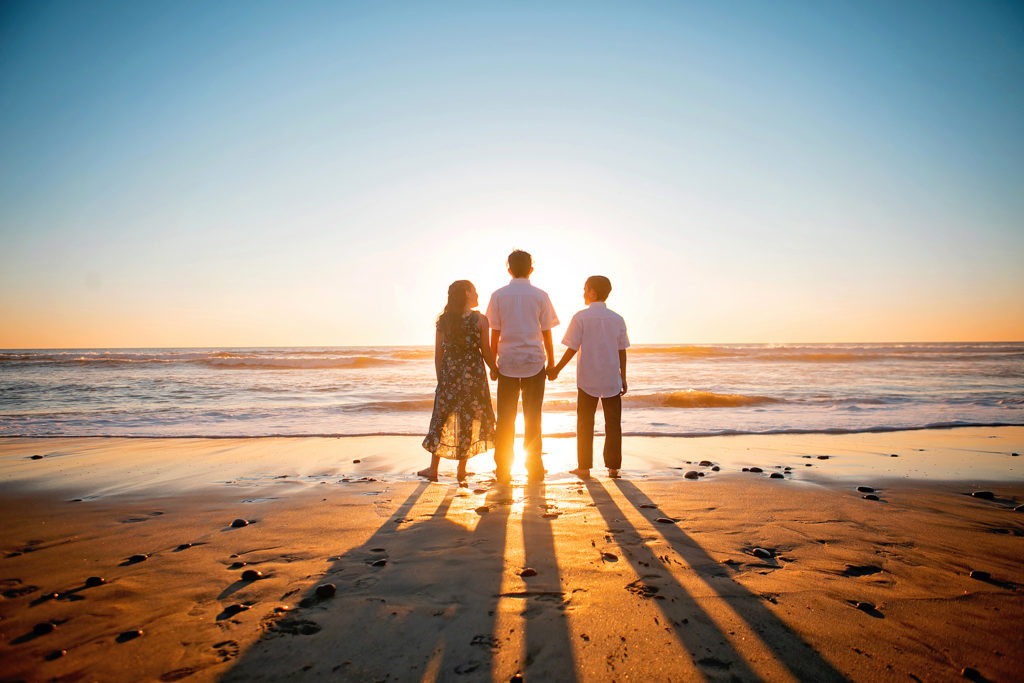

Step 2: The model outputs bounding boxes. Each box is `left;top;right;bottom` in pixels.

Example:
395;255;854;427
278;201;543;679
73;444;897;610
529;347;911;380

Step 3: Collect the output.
222;480;513;681
604;478;847;681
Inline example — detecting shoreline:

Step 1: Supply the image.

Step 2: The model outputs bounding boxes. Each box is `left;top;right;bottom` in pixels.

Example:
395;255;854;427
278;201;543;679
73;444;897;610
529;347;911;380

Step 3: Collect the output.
1;428;1022;681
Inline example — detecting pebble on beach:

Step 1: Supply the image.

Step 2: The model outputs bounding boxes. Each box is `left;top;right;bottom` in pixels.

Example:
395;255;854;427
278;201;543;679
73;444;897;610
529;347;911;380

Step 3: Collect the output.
45;649;67;660
30;454;44;460
857;486;875;493
85;576;105;587
711;465;720;471
231;518;250;528
33;622;56;635
222;604;250;617
655;517;677;524
352;459;361;463
751;547;773;559
684;471;699;479
971;491;994;499
475;506;490;515
520;568;537;577
128;554;148;564
176;543;192;551
371;559;387;567
698;460;712;467
316;583;337;598
241;569;263;581
769;472;784;479
748;467;763;473
117;629;143;642
854;601;875;612
230;561;247;569
863;494;880;501
969;570;991;581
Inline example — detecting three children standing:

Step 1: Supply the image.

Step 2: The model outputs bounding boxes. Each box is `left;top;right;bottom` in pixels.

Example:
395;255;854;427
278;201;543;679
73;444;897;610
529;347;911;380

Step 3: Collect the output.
421;250;629;483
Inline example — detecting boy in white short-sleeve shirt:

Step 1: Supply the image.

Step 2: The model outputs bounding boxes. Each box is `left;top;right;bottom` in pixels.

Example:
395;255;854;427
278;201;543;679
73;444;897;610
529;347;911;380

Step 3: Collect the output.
550;275;629;478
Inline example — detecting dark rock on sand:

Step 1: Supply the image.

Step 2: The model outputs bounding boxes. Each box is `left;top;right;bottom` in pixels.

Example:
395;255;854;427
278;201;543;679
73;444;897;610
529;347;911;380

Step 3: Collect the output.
711;465;720;471
601;552;618;562
45;649;67;660
510;674;525;683
128;554;148;564
769;473;784;479
890;453;899;457
748;466;763;473
117;629;143;642
520;568;537;577
230;561;247;569
352;459;361;463
698;460;712;467
854;601;875;612
473;488;487;494
176;543;192;551
684;471;699;479
315;583;336;599
30;454;44;460
969;570;991;581
971;491;994;499
639;504;657;509
1015;505;1024;512
241;570;263;581
741;467;749;472
222;604;250;617
751;547;773;559
817;455;830;460
1011;453;1019;457
231;518;249;528
863;494;880;501
33;622;56;635
475;506;490;515
371;559;387;567
85;576;105;587
370;547;386;552
857;486;875;493
655;517;677;524
961;666;983;680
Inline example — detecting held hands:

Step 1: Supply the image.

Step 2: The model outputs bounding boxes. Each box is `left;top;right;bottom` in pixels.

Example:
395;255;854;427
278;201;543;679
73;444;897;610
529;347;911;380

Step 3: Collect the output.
489;368;498;381
547;365;559;381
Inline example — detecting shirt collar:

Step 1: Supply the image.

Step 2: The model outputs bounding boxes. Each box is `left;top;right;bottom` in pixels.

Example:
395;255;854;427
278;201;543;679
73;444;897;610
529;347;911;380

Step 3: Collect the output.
588;301;607;309
509;277;531;285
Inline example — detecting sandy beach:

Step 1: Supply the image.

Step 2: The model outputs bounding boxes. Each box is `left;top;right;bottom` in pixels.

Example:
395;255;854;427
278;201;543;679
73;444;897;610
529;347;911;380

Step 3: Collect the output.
1;427;1022;681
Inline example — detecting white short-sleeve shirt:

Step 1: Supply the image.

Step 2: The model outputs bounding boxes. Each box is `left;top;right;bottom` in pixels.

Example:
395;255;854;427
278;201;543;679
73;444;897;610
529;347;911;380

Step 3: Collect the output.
485;278;559;378
561;302;630;398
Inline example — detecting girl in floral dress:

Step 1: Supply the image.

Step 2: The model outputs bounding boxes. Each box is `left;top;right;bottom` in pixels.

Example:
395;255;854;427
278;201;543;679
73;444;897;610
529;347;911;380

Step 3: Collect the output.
420;280;498;483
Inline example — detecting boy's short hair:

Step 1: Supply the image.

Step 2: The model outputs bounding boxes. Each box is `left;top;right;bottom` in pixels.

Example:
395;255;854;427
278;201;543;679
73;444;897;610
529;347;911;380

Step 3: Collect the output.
586;275;612;301
507;250;533;278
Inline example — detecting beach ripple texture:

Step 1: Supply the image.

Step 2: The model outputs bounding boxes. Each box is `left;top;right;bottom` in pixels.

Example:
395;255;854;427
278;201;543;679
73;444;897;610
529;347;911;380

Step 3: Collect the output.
1;343;1021;437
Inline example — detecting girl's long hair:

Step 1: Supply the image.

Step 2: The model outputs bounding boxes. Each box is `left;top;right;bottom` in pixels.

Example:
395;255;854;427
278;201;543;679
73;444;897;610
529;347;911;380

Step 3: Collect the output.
436;280;473;346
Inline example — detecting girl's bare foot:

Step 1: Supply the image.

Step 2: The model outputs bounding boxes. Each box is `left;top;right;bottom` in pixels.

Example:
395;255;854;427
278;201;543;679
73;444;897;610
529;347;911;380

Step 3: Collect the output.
417;468;438;482
570;468;591;480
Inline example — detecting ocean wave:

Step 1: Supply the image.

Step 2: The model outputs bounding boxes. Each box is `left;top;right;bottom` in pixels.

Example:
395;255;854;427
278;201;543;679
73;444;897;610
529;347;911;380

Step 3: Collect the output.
196;356;401;370
628;390;782;408
0;351;405;370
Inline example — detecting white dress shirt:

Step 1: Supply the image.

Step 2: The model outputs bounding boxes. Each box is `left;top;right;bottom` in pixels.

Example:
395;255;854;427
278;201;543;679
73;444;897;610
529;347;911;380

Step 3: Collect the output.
485;278;559;378
561;302;630;398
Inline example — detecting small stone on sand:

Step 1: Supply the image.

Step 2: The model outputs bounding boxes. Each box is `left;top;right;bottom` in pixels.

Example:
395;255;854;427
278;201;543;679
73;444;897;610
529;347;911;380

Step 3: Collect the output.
854;601;875;612
817;455;830;460
857;486;875;493
85;576;105;587
475;506;490;514
890;453;899;457
473;488;487;494
231;518;249;528
969;570;990;581
230;561;247;569
961;667;982;679
316;583;336;598
371;559;387;567
655;517;676;524
769;472;784;479
1011;452;1019;457
176;543;192;550
711;465;720;471
684;471;699;479
30;454;43;460
241;569;262;581
698;460;712;467
117;629;143;642
749;466;763;473
863;494;880;501
971;491;994;499
33;622;56;635
223;604;249;616
510;674;524;683
601;552;618;562
639;504;657;509
45;649;67;660
520;568;537;577
751;547;773;559
742;467;749;472
128;554;148;563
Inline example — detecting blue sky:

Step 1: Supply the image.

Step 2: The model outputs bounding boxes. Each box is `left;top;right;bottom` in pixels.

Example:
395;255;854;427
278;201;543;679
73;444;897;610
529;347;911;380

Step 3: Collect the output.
1;1;1022;346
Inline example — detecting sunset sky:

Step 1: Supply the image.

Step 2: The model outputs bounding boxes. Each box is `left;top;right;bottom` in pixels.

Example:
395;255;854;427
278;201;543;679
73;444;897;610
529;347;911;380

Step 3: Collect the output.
1;1;1022;347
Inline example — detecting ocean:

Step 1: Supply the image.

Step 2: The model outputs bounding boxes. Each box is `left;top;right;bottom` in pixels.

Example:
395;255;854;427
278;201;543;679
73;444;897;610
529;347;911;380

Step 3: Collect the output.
1;343;1022;438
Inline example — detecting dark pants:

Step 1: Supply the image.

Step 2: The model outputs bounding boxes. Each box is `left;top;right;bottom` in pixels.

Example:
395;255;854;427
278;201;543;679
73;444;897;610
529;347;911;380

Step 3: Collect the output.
577;389;622;469
494;369;547;477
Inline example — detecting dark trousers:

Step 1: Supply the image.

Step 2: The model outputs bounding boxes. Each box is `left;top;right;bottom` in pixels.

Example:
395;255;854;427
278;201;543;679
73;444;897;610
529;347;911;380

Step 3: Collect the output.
494;369;547;477
577;389;622;469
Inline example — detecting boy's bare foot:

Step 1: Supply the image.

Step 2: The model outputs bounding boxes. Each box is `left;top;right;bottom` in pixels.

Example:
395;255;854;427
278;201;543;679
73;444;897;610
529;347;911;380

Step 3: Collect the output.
608;468;620;479
569;468;591;480
417;468;438;482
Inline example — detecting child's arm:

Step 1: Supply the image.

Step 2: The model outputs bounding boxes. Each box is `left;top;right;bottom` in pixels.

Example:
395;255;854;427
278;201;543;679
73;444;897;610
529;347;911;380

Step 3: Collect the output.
619;349;628;395
489;329;500;380
477;315;498;377
549;347;577;380
542;329;555;371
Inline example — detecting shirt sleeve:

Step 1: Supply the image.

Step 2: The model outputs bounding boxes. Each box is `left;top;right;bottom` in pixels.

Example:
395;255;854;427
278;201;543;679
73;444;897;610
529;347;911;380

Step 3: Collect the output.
618;318;630;350
484;294;500;330
562;313;582;350
540;294;559;331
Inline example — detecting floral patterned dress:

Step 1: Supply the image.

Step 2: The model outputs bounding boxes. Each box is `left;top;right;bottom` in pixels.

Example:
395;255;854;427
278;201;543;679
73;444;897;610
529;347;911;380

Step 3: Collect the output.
422;311;496;460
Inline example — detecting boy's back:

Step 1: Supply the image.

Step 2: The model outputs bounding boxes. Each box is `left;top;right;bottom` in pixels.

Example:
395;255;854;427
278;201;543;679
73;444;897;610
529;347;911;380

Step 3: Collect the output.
563;302;629;398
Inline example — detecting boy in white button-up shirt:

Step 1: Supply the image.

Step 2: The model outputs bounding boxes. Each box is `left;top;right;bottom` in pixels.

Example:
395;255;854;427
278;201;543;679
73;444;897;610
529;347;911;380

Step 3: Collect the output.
485;250;559;482
550;276;629;478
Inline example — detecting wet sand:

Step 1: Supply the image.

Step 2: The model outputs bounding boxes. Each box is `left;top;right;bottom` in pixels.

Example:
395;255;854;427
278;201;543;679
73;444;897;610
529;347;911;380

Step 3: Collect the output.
1;428;1022;681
